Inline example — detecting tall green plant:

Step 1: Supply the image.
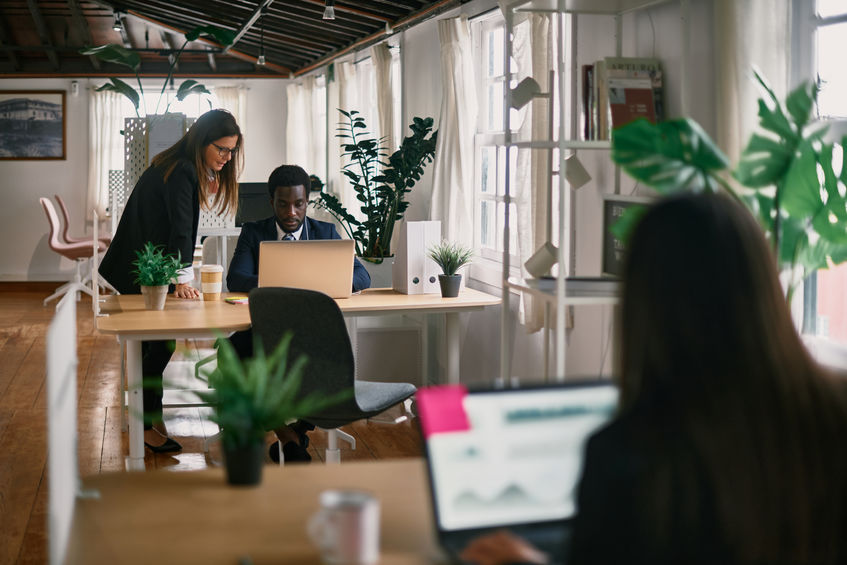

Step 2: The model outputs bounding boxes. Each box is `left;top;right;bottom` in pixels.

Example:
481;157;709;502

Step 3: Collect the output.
610;69;847;302
312;110;438;260
80;25;236;117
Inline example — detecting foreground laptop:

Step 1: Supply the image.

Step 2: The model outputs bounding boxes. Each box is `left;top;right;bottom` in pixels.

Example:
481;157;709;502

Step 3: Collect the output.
258;239;355;298
416;381;618;564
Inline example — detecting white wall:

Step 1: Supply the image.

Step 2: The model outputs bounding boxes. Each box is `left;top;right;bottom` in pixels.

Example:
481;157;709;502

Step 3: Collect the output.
0;77;287;281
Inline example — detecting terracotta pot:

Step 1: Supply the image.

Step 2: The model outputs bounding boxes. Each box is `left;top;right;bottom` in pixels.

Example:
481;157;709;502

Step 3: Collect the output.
438;274;462;298
140;285;168;310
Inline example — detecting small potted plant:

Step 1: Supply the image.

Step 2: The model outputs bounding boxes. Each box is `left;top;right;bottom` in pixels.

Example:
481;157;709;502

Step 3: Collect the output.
428;241;473;298
131;242;182;310
197;334;346;486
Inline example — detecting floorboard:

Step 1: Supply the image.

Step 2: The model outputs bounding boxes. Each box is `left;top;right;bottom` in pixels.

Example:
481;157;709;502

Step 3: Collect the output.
0;287;424;564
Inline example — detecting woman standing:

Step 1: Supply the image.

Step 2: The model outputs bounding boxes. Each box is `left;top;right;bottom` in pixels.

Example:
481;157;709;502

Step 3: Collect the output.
100;109;243;452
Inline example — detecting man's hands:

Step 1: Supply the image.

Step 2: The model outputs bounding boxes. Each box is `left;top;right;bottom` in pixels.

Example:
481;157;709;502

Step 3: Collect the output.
174;282;201;299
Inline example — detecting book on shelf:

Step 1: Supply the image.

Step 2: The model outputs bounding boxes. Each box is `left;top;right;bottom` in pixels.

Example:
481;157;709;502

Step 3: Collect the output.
607;76;656;130
524;277;620;297
587;56;663;140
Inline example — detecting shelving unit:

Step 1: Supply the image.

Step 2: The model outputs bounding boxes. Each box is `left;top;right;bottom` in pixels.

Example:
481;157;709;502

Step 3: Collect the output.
498;0;686;382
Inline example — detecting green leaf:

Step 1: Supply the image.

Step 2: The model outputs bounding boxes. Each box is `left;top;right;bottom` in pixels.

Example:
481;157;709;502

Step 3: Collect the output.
780;140;822;217
733;134;793;188
96;77;140;110
184;25;236;46
175;79;211;101
611;118;729;194
80;43;141;71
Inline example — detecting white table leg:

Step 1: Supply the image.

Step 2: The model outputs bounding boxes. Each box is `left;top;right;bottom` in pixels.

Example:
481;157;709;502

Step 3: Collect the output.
125;338;146;471
345;317;358;379
446;312;460;385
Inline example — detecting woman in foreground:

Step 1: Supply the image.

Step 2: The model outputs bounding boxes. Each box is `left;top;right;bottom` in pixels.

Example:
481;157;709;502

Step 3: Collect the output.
462;192;847;564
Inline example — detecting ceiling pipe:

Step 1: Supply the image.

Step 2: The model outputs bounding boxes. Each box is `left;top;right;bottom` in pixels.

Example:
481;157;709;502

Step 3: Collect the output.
227;0;275;51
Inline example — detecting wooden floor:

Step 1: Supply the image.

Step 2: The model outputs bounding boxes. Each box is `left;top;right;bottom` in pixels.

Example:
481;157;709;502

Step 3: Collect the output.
0;285;423;565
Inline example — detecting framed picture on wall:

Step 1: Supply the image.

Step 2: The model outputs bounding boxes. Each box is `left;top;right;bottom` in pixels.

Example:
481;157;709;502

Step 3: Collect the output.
0;90;66;160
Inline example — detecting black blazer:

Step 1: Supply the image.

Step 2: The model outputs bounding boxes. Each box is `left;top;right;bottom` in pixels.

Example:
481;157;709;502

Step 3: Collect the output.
226;216;371;293
99;159;199;294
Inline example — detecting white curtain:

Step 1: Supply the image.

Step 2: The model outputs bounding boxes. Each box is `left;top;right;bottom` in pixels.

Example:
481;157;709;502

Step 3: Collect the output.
372;43;395;152
430;16;478;245
86;89;124;220
513;14;555;332
714;0;790;163
214;86;247;133
285;76;323;176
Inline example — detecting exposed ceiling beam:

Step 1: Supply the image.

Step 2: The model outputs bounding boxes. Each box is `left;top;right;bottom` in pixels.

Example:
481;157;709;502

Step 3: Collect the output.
0;16;20;72
67;0;100;70
227;0;275;51
25;0;59;70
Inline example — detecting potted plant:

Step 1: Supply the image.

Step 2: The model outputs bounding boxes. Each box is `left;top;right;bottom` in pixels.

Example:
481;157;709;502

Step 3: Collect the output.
80;25;236;118
428;241;473;298
610;69;847;304
312;110;438;267
197;334;346;486
131;242;182;310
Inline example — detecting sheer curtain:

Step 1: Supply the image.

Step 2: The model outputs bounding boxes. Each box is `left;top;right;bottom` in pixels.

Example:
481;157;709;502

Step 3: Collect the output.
285;76;323;175
714;0;789;162
513;14;555;332
215;86;247;133
86;89;124;219
430;15;478;245
372;43;396;152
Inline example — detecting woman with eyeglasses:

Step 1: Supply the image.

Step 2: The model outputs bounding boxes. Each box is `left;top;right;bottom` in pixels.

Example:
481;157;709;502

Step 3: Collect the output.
100;108;243;453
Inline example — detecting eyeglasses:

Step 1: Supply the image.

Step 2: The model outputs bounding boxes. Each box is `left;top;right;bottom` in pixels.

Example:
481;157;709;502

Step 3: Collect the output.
211;142;239;158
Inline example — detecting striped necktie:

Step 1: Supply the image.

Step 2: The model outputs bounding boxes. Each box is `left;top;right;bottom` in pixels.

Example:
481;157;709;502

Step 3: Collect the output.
282;233;295;241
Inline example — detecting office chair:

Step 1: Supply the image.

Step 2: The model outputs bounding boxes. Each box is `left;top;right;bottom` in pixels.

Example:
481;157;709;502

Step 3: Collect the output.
54;194;112;246
248;287;417;464
41;198;107;306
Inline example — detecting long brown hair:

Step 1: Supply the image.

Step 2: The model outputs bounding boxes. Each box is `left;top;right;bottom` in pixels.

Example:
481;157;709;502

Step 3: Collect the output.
619;192;847;563
152;108;243;216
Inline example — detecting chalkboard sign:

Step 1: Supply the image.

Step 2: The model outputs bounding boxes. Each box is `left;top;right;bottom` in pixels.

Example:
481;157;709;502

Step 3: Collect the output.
602;195;652;276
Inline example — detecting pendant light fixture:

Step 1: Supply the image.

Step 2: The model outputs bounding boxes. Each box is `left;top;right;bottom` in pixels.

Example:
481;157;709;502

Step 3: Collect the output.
323;0;336;20
257;6;266;65
112;11;123;31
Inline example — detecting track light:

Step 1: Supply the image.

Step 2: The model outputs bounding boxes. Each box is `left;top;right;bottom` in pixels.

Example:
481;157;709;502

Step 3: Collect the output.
257;53;266;65
257;6;266;66
112;12;123;32
323;0;335;20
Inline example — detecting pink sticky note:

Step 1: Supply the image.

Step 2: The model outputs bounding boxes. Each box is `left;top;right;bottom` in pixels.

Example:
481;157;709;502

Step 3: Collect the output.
417;385;470;439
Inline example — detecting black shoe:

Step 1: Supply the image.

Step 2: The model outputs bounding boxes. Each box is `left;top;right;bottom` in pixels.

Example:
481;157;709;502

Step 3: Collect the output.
268;440;311;463
144;437;182;453
290;420;312;448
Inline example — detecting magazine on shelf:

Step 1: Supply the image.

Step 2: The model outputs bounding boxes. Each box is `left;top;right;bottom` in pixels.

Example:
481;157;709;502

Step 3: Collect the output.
524;277;620;297
587;57;664;140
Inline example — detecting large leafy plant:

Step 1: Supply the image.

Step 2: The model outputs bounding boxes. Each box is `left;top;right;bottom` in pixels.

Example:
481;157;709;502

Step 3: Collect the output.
611;69;847;302
313;110;438;260
197;333;348;450
131;242;182;287
80;25;236;117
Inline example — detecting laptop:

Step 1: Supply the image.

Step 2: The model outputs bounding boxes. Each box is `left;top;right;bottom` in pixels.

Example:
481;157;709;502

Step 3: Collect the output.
417;381;618;564
258;239;355;298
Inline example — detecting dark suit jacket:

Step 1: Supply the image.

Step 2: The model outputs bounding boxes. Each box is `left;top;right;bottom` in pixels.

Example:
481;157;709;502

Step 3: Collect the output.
226;216;371;293
99;159;199;294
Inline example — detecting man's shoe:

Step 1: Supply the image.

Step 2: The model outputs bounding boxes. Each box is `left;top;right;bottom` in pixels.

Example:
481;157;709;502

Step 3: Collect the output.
268;440;311;463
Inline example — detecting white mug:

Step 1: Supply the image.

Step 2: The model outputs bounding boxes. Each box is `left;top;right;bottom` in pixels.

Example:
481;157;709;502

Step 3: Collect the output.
307;489;380;564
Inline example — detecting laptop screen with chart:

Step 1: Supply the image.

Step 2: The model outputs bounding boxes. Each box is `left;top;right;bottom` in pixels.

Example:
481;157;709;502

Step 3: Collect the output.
417;382;618;555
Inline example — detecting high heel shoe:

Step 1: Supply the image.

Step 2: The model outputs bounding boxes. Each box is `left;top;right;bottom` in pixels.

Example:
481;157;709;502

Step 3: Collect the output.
145;437;183;453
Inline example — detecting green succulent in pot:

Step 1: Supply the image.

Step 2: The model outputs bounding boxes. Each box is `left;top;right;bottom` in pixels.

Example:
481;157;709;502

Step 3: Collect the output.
196;334;348;485
428;241;473;298
131;242;182;310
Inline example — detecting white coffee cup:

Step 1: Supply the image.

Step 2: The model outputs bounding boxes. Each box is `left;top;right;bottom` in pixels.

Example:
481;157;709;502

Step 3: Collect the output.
307;489;380;564
200;264;223;301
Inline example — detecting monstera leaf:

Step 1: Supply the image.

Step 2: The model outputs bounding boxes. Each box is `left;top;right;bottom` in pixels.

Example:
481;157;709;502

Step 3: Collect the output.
612;117;730;195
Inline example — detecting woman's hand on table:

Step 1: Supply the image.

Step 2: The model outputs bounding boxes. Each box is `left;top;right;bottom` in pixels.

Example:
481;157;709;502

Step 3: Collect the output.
174;283;201;299
459;530;549;565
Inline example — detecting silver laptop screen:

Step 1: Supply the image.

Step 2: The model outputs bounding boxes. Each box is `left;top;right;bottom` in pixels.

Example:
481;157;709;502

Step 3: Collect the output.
418;384;618;531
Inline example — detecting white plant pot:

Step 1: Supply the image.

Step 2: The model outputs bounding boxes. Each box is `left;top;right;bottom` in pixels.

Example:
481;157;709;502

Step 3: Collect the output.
140;285;168;310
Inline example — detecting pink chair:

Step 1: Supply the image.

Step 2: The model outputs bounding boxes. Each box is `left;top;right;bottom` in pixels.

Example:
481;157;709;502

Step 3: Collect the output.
41;198;107;306
54;194;112;246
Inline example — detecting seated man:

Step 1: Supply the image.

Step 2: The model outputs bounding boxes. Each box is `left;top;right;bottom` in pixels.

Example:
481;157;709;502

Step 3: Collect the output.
227;164;371;463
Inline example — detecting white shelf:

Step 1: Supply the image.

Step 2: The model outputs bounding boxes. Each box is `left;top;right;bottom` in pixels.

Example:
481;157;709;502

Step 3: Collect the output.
506;278;619;305
506;0;673;15
511;140;612;150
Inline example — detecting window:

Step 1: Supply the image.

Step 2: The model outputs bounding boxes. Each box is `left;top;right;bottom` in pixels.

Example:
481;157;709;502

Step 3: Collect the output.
471;12;519;270
798;1;847;347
